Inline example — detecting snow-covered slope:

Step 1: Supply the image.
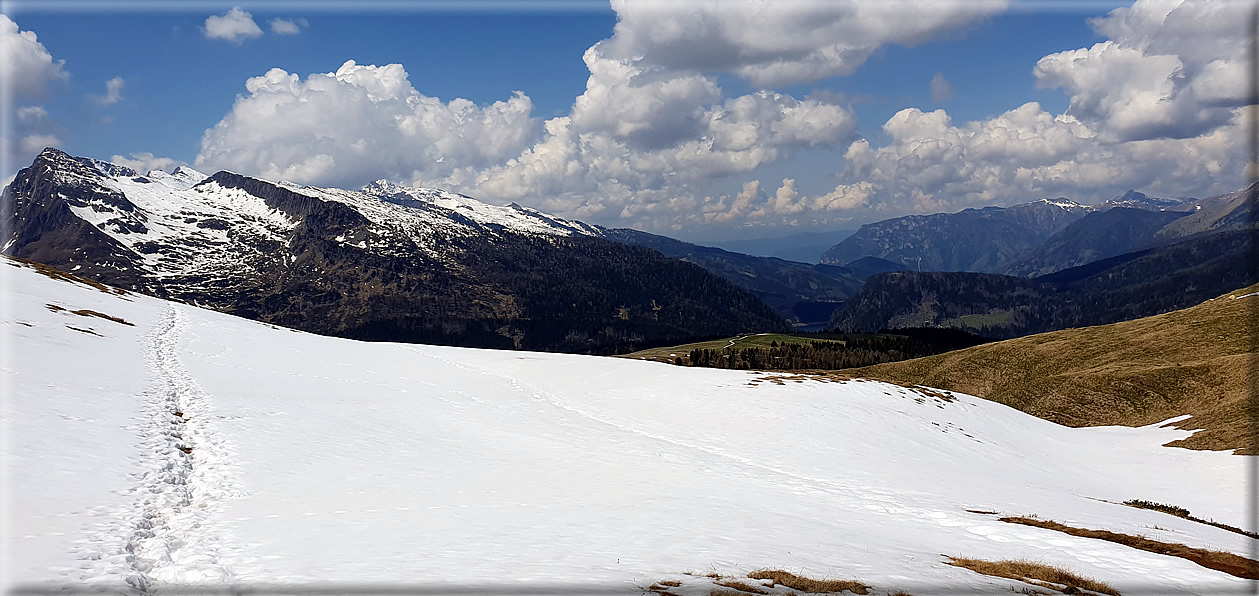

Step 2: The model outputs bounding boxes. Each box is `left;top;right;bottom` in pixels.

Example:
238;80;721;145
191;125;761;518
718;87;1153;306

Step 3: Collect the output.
2;256;1253;594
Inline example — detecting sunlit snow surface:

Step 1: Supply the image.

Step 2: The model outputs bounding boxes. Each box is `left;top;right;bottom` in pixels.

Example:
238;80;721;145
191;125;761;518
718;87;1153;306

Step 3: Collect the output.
2;256;1253;595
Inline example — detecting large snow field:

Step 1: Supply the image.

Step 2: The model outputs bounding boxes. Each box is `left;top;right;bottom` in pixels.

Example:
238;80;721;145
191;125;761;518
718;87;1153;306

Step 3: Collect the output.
2;256;1254;594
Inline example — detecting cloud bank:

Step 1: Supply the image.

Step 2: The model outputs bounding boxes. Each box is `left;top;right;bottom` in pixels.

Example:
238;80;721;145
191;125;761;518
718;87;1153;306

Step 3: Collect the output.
1;15;68;99
828;0;1253;216
194;0;1251;234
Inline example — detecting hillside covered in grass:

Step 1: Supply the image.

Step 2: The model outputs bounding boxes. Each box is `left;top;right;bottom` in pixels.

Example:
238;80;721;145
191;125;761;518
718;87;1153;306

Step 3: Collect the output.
850;283;1259;454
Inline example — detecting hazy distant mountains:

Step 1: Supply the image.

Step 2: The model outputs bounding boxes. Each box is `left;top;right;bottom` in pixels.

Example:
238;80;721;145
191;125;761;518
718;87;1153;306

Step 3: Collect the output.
819;190;1202;275
4;149;789;352
829;181;1256;338
820;198;1093;272
1000;207;1188;278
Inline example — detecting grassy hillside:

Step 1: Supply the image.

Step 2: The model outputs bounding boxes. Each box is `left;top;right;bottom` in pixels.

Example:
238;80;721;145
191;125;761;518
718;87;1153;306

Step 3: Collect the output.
849;283;1259;454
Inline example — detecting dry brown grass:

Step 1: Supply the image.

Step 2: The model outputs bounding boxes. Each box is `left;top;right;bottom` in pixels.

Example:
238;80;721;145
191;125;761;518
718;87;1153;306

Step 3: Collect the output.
715;579;770;594
746;569;870;594
71;309;134;326
9;255;130;296
944;556;1119;596
850;282;1259;454
646;582;681;596
1000;516;1259;580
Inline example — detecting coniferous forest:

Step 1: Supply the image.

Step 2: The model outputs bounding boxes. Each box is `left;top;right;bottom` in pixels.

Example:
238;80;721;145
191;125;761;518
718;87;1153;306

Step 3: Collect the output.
675;328;991;371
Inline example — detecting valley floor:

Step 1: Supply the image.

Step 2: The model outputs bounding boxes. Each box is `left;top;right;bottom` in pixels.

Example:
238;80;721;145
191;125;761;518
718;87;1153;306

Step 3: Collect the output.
2;257;1254;595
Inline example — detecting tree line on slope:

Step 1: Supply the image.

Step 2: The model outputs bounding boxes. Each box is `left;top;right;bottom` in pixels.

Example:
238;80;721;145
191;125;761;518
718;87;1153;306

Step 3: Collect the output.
677;328;990;371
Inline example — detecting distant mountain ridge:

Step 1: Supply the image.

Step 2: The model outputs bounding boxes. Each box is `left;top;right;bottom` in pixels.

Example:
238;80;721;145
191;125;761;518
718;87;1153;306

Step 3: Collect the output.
1096;189;1196;212
4;148;787;352
831;227;1255;338
1000;207;1189;278
820;198;1093;272
821;191;1198;274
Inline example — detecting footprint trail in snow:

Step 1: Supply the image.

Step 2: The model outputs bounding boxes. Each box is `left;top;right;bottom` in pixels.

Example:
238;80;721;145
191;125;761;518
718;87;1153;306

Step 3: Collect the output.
78;304;243;592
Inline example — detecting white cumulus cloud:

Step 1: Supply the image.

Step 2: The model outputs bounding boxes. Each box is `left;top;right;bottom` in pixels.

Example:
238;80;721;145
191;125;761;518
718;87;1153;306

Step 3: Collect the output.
929;73;955;102
19;134;62;154
1033;0;1249;142
196;60;538;187
601;0;1008;87
92;76;125;105
111;152;185;174
204;6;263;44
0;15;68;99
830;100;1250;215
270;18;306;35
192;0;1018;233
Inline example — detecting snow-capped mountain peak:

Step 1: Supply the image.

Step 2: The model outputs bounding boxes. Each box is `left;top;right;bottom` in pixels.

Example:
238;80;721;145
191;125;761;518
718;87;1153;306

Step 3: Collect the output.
357;178;603;237
145;165;209;191
1022;197;1089;211
1097;189;1194;212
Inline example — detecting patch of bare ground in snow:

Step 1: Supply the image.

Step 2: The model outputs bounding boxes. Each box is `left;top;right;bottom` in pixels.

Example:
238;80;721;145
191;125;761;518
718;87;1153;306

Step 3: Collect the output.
944;556;1120;596
667;569;884;595
998;516;1259;580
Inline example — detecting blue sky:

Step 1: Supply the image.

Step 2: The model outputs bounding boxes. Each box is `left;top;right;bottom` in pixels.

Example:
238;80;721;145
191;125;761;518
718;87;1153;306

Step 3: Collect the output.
3;1;1250;242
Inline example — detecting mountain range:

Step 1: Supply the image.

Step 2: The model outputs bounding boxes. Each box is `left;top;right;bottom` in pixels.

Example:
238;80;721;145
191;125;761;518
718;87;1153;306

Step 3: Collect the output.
5;149;793;353
819;190;1202;275
7;148;1254;350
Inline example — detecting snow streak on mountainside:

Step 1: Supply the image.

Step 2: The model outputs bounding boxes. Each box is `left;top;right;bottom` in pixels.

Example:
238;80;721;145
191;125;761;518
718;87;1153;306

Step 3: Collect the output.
3;256;1252;594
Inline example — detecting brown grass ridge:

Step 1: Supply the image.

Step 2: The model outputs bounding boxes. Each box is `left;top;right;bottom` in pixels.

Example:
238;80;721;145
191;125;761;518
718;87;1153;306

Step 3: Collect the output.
7;255;130;296
850;282;1259;454
715;579;770;594
746;569;870;594
999;516;1259;580
944;556;1120;596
